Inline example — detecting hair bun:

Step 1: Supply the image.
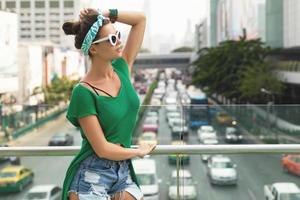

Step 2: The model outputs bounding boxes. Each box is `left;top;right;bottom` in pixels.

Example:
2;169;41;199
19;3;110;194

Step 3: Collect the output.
62;21;80;35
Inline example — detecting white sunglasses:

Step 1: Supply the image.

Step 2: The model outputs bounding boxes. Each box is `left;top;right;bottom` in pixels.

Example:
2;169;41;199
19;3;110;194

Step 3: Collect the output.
92;30;121;46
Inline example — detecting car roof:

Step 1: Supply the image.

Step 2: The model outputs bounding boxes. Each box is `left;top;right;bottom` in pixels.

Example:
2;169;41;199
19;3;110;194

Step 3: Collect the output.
28;184;60;193
171;169;191;178
132;158;156;174
171;140;186;145
1;165;26;172
211;156;231;163
201;125;213;130
203;139;218;144
273;183;300;193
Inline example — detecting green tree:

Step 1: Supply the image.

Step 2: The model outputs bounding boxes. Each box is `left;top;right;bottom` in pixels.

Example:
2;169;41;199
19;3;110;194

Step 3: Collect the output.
192;30;283;103
42;76;79;105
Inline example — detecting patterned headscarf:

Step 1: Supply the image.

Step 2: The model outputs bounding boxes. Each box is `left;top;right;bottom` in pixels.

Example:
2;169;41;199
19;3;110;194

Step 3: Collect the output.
81;13;108;55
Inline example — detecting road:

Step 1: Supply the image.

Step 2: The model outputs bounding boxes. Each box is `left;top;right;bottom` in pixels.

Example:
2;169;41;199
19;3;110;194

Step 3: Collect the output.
1;106;300;200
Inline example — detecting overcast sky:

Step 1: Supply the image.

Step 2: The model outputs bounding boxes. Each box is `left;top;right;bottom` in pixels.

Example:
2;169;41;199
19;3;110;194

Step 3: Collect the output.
88;0;209;52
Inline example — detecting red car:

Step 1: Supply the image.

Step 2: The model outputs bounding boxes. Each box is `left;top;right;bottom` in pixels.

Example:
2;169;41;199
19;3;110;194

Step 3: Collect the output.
142;117;158;133
281;155;300;175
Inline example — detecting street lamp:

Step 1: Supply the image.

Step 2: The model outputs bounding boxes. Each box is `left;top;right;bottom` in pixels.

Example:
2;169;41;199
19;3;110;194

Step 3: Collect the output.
260;88;278;143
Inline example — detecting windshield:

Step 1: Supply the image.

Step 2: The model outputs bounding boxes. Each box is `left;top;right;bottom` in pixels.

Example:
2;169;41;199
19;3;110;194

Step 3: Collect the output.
145;118;156;124
136;174;156;185
280;193;300;200
25;192;47;200
171;177;193;186
212;161;233;168
0;172;17;178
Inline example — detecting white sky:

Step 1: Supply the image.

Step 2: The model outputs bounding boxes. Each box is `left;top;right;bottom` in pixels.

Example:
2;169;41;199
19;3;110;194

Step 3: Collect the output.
88;0;209;52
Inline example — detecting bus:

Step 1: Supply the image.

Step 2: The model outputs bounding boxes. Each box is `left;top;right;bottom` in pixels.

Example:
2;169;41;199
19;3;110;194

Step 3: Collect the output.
188;89;211;129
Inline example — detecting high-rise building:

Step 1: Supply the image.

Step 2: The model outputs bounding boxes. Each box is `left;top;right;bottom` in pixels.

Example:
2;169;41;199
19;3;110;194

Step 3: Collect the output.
266;0;283;48
0;0;83;49
283;0;300;48
210;0;219;47
195;19;209;51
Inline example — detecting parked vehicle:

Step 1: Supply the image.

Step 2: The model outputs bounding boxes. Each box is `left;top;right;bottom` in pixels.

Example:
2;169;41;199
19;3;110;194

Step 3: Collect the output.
23;185;62;200
264;182;300;200
168;169;197;200
132;158;160;200
225;126;243;143
282;155;300;176
207;156;237;185
48;133;74;146
0;165;34;192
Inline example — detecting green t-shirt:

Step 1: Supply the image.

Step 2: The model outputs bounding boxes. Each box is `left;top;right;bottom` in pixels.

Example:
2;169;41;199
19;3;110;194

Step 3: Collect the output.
62;57;140;200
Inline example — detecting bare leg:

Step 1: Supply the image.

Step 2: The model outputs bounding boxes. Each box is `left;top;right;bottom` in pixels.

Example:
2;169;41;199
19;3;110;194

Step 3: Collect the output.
69;192;79;200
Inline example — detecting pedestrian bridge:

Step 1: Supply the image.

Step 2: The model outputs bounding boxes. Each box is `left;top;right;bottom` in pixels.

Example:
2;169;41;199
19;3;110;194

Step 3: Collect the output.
133;52;193;69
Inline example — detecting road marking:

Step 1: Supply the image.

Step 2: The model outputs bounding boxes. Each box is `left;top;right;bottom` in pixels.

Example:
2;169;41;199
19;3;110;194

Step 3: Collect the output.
247;188;257;200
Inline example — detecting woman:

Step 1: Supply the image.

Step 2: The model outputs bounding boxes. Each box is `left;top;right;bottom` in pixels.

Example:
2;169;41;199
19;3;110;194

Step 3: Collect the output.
61;8;156;200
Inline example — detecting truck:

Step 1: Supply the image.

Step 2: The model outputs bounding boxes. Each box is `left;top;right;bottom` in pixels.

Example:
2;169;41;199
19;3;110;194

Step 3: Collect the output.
264;182;300;200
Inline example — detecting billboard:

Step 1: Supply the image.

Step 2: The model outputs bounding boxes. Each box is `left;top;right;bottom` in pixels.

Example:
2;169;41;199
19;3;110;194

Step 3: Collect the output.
0;11;18;93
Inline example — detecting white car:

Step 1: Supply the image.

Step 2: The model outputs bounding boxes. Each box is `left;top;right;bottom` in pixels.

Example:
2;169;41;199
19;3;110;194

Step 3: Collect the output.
207;156;237;185
132;158;160;200
168;170;197;200
166;112;181;123
197;125;217;142
201;138;218;162
23;185;62;200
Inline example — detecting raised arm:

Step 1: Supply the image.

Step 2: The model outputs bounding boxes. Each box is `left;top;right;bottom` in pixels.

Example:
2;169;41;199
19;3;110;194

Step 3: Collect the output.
103;10;146;74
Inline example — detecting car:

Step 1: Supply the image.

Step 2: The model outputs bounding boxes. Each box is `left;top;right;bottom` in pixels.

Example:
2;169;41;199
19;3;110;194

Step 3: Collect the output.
264;182;300;200
132;158;160;200
216;112;236;126
142;117;159;133
48;133;74;146
207;156;237;185
281;155;300;175
171;122;189;141
23;184;62;200
0;144;21;165
166;112;181;124
168;140;190;165
168;169;197;200
201;138;218;162
138;132;158;146
197;125;217;142
0;165;34;192
225;127;243;143
146;111;158;118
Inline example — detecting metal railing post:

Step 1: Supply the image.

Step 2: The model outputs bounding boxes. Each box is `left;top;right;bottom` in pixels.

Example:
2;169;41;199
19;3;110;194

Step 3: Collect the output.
176;154;180;200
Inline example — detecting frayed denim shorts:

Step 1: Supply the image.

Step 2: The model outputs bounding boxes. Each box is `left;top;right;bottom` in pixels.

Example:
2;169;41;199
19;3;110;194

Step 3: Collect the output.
68;153;143;200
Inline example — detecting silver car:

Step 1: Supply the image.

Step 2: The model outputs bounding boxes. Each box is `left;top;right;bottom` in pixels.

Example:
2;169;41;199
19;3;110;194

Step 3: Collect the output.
207;156;237;185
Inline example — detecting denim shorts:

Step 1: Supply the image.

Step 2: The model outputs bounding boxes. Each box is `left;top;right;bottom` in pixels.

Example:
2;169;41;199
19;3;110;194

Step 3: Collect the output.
68;154;143;200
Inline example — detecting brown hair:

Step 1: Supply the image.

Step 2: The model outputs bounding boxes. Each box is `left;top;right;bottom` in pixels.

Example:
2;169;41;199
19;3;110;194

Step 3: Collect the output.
61;10;110;56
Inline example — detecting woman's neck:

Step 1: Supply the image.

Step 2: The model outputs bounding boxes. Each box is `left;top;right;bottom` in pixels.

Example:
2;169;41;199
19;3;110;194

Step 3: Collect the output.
86;58;114;81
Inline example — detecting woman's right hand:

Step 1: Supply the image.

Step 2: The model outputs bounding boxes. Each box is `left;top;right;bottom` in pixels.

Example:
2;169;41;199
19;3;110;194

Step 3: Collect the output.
79;8;99;22
137;143;156;158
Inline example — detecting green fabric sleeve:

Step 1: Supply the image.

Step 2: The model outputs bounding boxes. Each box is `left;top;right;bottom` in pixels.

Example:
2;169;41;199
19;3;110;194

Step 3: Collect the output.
66;85;98;127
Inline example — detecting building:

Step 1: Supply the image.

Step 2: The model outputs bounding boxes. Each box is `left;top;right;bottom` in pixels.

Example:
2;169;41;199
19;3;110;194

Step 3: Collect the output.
0;0;83;49
266;0;283;48
195;19;209;52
